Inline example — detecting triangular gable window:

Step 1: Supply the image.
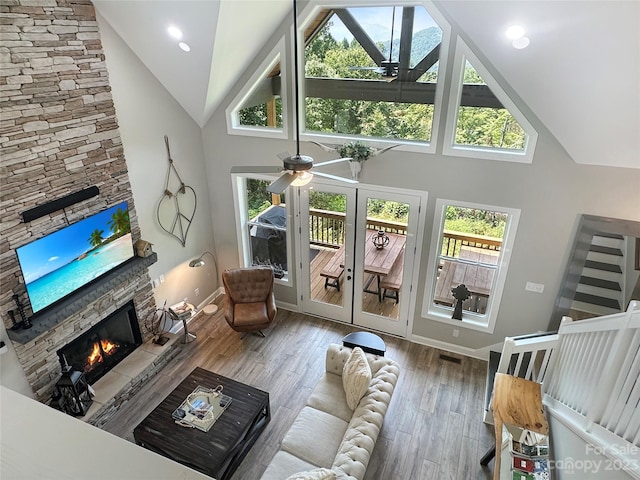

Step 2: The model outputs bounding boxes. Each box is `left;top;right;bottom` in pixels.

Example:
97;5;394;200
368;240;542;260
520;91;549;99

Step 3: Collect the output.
226;38;287;139
301;4;448;151
443;39;537;163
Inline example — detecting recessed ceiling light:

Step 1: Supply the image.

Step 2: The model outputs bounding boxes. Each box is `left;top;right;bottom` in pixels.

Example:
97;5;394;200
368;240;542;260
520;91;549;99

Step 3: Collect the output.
178;42;191;52
167;25;183;40
505;25;525;40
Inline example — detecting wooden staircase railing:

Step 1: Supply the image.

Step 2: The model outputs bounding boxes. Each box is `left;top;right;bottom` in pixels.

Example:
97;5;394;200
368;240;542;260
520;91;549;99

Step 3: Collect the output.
486;301;640;478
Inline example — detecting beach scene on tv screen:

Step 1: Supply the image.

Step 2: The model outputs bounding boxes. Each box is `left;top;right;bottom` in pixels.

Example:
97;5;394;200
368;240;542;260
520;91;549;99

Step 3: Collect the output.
17;202;134;314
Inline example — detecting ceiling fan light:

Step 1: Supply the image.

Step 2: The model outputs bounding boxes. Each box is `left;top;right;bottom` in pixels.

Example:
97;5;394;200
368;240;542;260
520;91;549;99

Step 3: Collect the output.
291;171;313;187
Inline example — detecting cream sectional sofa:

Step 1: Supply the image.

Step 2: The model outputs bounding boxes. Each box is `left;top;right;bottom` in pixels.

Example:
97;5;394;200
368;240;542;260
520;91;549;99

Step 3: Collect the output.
260;343;400;480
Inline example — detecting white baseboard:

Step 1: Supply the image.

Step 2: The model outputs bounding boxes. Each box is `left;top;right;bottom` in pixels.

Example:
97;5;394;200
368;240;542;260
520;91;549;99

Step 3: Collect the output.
410;333;490;361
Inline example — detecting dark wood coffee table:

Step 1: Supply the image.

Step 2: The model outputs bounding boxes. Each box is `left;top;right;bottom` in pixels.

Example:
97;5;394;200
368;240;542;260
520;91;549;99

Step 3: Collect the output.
133;367;270;480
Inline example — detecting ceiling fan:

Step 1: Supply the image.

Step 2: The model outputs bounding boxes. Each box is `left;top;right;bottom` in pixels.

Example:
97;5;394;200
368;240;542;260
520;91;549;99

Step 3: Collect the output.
230;0;356;195
349;6;399;82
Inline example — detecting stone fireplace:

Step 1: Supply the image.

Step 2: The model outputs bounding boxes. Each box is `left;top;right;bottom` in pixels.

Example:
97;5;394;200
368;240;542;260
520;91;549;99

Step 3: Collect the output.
0;0;166;413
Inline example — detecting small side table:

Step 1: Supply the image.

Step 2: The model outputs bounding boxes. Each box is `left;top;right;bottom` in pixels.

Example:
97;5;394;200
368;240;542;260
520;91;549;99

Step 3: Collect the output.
342;331;386;356
480;373;549;480
169;302;197;344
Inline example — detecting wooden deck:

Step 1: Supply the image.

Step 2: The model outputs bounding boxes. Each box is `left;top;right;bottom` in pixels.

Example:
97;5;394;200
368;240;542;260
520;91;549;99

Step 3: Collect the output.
310;247;400;319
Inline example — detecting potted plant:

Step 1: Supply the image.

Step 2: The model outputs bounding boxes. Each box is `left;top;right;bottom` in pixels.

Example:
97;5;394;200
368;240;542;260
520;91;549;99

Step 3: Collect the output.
337;141;373;180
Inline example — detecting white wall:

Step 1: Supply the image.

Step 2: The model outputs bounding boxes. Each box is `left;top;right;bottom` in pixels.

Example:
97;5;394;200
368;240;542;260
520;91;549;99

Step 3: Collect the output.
97;14;219;312
0;386;210;479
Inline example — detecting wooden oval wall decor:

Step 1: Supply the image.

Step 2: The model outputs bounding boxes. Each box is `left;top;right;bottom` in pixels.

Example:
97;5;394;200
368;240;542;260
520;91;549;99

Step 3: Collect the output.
156;135;197;247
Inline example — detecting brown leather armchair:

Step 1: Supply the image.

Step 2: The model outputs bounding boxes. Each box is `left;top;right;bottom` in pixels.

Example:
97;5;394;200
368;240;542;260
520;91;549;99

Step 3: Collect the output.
221;266;277;336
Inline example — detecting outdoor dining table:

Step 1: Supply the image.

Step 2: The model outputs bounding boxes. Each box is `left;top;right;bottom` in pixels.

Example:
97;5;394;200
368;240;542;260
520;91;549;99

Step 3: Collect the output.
361;229;406;299
434;246;499;312
333;229;406;298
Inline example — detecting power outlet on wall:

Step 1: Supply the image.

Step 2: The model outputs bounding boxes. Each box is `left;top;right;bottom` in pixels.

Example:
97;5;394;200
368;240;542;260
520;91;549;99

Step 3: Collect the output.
195;288;200;297
452;329;459;338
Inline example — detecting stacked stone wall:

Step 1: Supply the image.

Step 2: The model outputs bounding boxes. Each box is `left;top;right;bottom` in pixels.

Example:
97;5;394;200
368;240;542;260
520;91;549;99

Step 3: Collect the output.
0;0;157;401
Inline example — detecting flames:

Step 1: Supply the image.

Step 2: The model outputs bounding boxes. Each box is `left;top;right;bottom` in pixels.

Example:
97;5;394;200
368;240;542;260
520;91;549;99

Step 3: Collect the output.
86;339;119;367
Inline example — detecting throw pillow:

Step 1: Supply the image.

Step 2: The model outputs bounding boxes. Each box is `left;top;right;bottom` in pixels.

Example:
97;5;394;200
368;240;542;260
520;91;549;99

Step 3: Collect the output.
342;347;372;410
285;468;336;480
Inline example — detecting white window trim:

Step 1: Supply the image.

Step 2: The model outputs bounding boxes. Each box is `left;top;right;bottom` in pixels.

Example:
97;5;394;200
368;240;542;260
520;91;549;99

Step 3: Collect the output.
231;173;293;285
298;0;450;154
442;38;538;163
421;198;520;334
225;38;288;139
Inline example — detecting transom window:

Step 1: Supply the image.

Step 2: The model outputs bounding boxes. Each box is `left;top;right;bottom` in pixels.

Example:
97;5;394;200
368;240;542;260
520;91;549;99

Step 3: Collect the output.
303;5;443;145
443;39;537;162
225;2;538;163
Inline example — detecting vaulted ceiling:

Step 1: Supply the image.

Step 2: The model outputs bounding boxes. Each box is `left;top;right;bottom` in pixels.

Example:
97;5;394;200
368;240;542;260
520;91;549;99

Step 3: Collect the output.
93;0;639;169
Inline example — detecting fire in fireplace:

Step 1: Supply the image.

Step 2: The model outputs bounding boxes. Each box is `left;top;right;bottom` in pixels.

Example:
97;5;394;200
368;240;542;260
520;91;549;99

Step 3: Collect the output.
57;301;142;385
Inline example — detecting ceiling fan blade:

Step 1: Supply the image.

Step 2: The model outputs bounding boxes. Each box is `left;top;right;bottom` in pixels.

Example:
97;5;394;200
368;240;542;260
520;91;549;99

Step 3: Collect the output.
314;157;352;167
267;172;296;194
231;165;283;174
313;171;359;184
277;151;292;161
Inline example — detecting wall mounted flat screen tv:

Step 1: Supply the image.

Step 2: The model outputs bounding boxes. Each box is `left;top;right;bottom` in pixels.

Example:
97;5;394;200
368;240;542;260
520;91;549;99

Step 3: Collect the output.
16;201;135;315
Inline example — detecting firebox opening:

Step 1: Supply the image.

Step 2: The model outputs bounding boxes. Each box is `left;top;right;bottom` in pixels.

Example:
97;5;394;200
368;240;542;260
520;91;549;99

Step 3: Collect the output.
57;301;142;385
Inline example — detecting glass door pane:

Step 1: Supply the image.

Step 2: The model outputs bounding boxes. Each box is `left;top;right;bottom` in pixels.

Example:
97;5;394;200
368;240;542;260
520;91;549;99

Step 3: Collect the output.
352;189;421;336
300;184;355;324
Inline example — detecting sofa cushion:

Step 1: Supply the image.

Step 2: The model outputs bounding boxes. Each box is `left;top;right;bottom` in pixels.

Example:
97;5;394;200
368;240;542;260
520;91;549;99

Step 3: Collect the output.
306;373;353;422
261;451;319;480
285;468;336;480
281;406;348;467
342;347;371;410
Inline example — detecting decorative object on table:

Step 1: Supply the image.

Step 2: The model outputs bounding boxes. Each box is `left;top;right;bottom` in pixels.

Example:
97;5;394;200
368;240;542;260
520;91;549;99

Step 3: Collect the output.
12;293;31;329
55;355;93;416
189;251;219;315
134;239;154;258
504;423;550;480
169;301;194;321
311;140;400;180
372;229;390;249
145;300;171;345
451;283;471;320
157;135;197;247
172;385;232;432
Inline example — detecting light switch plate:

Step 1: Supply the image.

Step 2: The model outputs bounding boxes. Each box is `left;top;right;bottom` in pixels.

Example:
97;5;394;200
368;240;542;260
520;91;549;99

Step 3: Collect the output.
525;282;544;293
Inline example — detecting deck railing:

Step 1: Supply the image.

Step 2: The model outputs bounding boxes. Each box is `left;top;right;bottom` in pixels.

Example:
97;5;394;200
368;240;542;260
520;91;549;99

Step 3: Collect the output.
308;209;501;254
441;230;502;258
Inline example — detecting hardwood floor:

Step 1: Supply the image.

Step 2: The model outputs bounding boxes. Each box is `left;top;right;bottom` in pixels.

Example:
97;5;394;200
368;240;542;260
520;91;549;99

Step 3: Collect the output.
101;306;495;480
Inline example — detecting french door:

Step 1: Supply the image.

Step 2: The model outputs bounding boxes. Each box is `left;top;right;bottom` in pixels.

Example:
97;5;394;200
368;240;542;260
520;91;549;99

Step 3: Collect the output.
299;182;425;337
